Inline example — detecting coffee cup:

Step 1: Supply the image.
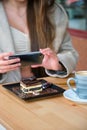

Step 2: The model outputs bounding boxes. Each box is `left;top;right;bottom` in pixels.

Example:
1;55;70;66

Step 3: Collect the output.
67;71;87;99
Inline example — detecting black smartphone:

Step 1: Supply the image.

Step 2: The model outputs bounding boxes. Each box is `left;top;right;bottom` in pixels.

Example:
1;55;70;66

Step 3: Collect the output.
9;51;43;66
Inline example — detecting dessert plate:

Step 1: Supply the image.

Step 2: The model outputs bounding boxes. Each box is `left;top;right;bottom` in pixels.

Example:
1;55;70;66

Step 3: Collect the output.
3;79;65;101
63;88;87;104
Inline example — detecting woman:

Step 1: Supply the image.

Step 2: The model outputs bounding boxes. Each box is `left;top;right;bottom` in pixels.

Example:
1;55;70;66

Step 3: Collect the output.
0;0;78;83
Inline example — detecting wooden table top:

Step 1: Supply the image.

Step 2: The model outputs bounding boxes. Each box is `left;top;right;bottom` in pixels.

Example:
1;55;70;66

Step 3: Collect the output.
0;76;87;130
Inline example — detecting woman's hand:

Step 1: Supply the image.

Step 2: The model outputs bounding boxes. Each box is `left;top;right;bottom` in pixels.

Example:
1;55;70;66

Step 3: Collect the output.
31;48;62;71
0;52;21;73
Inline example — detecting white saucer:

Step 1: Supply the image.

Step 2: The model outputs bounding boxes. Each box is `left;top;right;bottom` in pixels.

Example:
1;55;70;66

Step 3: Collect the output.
63;89;87;104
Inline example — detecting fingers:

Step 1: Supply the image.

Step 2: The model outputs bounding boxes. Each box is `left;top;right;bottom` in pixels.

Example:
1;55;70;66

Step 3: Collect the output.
31;64;42;68
40;48;56;57
0;58;20;66
0;52;13;60
39;48;59;70
0;52;21;73
40;48;52;55
0;62;21;73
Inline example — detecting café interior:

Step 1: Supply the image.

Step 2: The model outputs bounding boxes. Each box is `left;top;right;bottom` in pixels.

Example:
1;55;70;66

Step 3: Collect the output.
0;0;87;130
57;0;87;71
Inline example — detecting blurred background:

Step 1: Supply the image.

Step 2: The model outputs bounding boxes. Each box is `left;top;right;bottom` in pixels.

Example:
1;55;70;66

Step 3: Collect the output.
56;0;87;31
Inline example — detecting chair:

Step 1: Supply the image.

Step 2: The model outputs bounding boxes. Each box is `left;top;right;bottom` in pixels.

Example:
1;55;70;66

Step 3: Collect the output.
68;28;87;71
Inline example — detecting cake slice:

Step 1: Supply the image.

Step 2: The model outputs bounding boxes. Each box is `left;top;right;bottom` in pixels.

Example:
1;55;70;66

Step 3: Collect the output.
20;78;42;94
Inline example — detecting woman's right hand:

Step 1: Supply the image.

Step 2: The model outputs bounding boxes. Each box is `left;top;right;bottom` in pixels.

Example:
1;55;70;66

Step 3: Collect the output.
0;52;21;73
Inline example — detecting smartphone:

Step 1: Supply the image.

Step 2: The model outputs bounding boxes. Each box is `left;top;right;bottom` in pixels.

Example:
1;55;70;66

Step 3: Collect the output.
9;51;43;66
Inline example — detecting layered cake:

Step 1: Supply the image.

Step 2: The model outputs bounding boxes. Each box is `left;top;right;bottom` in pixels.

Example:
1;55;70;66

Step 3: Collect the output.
20;76;43;94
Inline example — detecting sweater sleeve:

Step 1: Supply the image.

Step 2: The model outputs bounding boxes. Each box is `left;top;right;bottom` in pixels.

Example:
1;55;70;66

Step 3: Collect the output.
45;3;79;78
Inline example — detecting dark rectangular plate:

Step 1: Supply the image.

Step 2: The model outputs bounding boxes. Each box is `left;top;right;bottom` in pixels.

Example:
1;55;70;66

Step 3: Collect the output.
2;80;65;101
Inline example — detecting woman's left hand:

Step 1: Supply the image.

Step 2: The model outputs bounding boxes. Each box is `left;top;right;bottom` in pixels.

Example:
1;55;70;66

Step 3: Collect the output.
31;48;61;70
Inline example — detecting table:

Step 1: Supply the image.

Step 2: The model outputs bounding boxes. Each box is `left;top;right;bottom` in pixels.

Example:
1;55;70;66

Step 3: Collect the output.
0;76;87;130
